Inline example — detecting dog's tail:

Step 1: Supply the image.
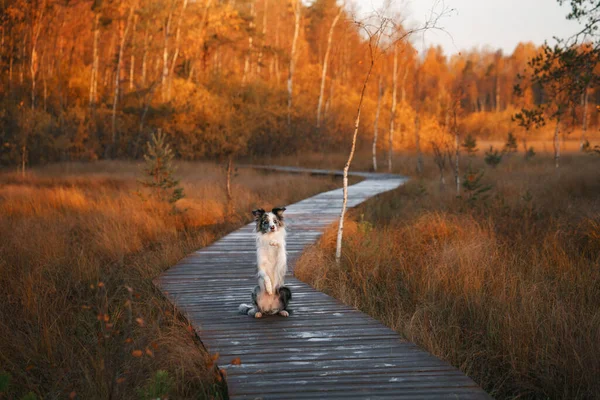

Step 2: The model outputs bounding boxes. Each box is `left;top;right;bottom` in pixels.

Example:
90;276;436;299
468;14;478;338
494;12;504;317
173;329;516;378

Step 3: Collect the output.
238;304;253;315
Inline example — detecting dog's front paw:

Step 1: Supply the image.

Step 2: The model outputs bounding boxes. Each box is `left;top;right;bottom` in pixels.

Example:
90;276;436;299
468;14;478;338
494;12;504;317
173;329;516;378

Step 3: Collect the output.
254;312;263;319
278;310;289;317
269;240;279;247
265;281;274;295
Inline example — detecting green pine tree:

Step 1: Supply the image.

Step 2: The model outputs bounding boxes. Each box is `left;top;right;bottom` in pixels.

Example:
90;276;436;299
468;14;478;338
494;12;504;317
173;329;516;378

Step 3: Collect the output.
504;132;518;153
462;164;492;206
484;145;503;168
139;130;185;205
461;134;478;157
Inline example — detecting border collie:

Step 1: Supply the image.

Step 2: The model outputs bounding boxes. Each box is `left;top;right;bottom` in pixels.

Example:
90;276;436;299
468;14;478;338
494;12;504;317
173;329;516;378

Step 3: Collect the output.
238;207;292;318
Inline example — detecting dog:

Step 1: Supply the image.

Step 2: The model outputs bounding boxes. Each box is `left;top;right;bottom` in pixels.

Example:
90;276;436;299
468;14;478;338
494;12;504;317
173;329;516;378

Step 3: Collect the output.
238;207;292;318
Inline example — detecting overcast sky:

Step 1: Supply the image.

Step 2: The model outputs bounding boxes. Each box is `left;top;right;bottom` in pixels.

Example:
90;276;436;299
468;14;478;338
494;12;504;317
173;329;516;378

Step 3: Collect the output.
354;0;584;56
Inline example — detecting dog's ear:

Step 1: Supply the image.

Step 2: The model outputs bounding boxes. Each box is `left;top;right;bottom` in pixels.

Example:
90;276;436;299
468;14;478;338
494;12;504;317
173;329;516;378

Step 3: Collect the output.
272;207;286;218
252;209;265;220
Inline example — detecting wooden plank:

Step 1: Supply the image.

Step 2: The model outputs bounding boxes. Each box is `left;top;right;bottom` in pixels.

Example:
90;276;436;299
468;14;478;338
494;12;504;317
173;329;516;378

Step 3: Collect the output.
155;166;490;399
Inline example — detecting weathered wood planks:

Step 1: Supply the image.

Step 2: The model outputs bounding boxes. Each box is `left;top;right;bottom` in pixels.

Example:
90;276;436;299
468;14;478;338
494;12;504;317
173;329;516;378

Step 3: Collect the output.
155;167;491;399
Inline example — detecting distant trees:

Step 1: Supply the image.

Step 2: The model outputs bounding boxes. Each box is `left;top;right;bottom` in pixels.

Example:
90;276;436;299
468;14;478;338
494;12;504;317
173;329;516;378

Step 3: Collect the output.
0;0;598;168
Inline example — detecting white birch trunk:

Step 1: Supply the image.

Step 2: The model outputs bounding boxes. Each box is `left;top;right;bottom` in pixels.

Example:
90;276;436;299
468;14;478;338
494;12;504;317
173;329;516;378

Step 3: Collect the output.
335;39;376;265
287;0;301;129
89;12;100;108
162;8;173;102
169;0;188;98
316;5;343;128
129;15;137;91
257;0;268;76
141;29;149;87
242;0;255;85
372;74;384;171
387;43;398;172
111;6;135;151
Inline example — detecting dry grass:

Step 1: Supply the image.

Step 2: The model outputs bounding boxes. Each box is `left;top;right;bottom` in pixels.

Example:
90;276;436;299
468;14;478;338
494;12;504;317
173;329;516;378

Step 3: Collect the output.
0;161;343;399
295;153;600;399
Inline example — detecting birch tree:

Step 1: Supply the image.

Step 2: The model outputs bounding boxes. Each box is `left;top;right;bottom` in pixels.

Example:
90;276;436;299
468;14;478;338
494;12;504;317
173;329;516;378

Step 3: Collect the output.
287;0;301;129
335;21;383;264
257;0;268;76
372;74;384;171
335;8;446;264
316;3;343;129
110;4;135;156
387;41;398;172
242;0;255;85
167;0;188;98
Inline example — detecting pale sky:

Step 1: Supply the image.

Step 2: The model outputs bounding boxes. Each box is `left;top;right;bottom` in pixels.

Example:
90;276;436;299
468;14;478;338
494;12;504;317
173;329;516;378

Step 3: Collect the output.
354;0;584;56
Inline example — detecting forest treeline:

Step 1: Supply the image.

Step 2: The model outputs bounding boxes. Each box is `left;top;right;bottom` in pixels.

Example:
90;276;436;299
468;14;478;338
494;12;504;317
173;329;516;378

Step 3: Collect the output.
0;0;597;167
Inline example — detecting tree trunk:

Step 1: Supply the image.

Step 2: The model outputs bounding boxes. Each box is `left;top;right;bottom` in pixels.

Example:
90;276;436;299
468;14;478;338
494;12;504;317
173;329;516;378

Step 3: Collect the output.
274;9;281;83
141;29;149;87
316;5;343;129
129;15;138;91
372;74;384;171
553;118;560;168
257;0;268;76
455;131;460;195
335;38;376;265
415;113;423;174
162;8;173;102
226;155;234;214
242;0;255;85
169;0;188;98
495;73;500;112
89;12;100;108
387;42;398;172
111;5;135;156
287;0;301;130
580;88;589;151
21;145;27;178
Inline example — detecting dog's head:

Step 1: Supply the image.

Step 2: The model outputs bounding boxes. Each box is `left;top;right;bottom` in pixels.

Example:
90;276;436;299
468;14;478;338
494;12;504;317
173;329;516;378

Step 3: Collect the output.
252;207;286;234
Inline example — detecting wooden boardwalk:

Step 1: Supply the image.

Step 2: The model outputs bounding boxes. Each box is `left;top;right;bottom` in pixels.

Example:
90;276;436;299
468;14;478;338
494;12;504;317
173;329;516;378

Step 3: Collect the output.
155;167;491;399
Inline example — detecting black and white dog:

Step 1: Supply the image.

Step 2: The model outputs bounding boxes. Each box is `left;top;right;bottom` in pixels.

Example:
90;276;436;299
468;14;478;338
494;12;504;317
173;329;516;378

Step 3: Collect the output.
239;207;292;318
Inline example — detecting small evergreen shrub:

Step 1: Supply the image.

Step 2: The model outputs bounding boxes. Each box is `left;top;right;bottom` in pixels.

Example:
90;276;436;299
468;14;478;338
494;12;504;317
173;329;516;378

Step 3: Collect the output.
461;134;478;157
484;146;503;168
138;130;185;205
525;146;536;160
462;165;492;206
504;132;518;153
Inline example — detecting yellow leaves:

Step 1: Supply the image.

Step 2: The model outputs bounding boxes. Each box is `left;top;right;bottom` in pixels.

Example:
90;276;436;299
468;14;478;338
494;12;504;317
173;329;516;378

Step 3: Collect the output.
230;357;241;365
69;391;77;399
135;317;144;327
125;337;133;344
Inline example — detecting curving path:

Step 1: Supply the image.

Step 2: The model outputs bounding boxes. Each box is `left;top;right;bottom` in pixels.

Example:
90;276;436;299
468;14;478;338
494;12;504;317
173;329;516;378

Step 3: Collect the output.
154;166;491;399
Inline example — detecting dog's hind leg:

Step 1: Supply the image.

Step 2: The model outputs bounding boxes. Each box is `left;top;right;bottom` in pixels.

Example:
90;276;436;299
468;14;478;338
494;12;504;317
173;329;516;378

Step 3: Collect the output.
278;286;292;317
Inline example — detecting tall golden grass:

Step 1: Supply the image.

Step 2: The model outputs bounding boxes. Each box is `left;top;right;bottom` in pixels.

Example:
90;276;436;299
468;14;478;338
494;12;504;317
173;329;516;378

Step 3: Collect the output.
295;153;600;399
0;161;342;399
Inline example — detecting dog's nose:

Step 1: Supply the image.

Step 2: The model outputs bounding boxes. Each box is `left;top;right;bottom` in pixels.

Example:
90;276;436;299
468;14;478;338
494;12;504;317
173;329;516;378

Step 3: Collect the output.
270;226;276;231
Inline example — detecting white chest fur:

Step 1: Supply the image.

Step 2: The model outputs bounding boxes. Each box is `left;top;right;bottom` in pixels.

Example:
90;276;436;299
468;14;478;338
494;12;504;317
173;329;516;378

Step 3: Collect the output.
255;228;287;289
